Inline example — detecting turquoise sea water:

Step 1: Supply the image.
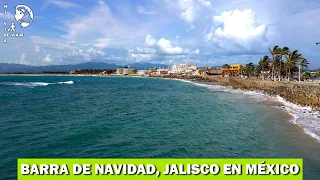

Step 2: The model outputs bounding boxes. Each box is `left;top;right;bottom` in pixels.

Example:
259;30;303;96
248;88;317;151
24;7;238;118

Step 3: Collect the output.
0;76;320;180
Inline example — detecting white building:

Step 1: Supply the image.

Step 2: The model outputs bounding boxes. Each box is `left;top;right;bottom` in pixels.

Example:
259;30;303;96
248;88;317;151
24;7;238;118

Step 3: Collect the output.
117;66;135;75
156;68;169;75
169;64;197;74
137;70;149;76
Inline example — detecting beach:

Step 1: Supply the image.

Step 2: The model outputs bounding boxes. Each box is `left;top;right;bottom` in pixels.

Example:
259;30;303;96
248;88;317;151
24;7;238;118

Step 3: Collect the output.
158;75;320;142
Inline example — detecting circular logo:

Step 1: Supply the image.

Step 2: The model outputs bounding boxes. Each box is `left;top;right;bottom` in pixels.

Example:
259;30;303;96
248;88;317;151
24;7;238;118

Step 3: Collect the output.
14;4;34;28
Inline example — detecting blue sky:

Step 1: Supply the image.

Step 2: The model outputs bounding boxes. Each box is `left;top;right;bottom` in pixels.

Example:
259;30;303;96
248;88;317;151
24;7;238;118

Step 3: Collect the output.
0;0;320;68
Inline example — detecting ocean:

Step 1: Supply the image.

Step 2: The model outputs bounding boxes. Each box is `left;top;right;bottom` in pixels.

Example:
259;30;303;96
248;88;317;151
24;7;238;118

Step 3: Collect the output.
0;76;320;180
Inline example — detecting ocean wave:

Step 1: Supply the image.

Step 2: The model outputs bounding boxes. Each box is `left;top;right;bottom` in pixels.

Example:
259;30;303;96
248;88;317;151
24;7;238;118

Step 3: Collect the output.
0;81;74;87
174;78;320;142
57;81;74;85
0;82;53;87
275;96;320;142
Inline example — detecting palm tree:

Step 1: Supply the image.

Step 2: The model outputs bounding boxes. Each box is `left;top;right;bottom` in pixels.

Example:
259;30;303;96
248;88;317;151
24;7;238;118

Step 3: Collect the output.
302;72;311;80
278;47;290;81
298;59;309;81
269;45;280;81
221;64;230;69
284;50;304;82
258;56;271;80
273;55;282;79
245;63;255;77
240;65;246;77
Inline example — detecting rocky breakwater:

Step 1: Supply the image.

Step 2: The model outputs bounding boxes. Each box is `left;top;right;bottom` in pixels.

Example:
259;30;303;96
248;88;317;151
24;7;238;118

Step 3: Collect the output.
229;78;320;111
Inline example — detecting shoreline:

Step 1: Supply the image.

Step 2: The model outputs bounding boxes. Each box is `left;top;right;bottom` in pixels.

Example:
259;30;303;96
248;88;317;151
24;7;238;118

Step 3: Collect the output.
149;75;320;111
160;76;320;142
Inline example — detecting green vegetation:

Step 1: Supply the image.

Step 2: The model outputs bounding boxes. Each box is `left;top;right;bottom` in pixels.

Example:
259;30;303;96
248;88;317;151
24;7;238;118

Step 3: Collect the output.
72;69;116;74
302;72;312;80
256;46;312;81
221;64;230;69
223;46;314;82
242;63;255;77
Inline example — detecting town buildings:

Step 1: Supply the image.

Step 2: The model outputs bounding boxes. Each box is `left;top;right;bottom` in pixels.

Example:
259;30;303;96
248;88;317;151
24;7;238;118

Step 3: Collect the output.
168;64;197;74
117;66;135;75
137;70;149;76
156;68;169;75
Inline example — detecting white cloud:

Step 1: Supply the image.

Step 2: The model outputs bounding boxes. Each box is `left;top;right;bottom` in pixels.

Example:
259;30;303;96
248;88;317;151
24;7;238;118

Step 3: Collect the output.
0;12;13;19
144;34;199;55
30;36;74;50
128;47;156;61
157;38;183;54
62;0;145;48
145;34;157;47
42;54;53;63
198;0;211;7
130;47;156;54
180;5;196;23
137;5;156;15
16;53;30;65
70;47;105;61
206;9;268;52
35;46;40;52
44;0;80;9
129;53;154;61
176;0;212;23
94;38;111;48
184;49;200;54
103;55;125;61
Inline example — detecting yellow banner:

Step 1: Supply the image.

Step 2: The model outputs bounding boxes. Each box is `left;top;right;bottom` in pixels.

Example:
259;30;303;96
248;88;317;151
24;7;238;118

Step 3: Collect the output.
18;158;303;179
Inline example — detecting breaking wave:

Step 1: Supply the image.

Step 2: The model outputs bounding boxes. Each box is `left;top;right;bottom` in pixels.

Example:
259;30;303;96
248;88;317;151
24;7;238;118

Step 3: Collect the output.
57;81;74;85
0;81;74;87
174;78;320;142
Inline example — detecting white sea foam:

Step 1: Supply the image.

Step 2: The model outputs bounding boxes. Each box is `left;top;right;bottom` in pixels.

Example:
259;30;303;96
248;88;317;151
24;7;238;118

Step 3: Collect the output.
174;78;320;142
275;96;320;142
1;81;74;87
57;81;74;85
0;82;53;87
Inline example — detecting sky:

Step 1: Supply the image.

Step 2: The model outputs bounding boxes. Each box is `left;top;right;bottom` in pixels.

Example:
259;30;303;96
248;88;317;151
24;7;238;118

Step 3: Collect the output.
0;0;320;68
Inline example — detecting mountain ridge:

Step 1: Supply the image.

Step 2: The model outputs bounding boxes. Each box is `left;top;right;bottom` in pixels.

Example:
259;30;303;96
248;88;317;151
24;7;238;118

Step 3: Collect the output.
0;62;169;73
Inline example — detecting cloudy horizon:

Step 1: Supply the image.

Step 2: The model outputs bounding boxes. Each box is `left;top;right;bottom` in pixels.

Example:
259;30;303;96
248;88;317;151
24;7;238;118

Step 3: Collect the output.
0;0;320;68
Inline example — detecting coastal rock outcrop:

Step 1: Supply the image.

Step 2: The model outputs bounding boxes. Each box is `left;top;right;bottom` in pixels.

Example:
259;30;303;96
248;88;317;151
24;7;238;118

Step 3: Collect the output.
228;78;320;110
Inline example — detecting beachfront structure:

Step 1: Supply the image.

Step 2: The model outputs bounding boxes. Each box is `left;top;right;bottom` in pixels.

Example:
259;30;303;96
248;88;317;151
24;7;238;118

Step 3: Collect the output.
221;64;240;77
70;69;80;74
169;64;197;74
207;68;222;76
156;68;169;75
194;67;209;76
148;68;158;76
117;66;135;75
137;70;149;76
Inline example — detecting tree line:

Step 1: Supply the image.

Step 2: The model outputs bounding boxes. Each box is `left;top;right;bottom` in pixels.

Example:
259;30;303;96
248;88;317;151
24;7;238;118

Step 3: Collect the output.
222;46;313;81
72;69;116;74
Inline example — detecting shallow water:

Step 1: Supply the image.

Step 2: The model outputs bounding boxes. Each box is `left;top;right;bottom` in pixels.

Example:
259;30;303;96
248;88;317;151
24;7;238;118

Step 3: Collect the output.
0;76;319;180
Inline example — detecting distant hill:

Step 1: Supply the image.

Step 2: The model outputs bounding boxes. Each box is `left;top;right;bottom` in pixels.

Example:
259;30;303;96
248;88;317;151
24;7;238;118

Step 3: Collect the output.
0;62;168;73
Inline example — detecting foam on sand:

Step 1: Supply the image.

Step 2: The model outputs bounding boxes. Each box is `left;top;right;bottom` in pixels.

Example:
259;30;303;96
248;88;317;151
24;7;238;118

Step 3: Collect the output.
174;78;320;142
